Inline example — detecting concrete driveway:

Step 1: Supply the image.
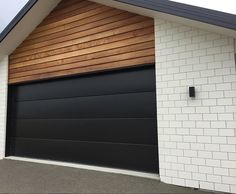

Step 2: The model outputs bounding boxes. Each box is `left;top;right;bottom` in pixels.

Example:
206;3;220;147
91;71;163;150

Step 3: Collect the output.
0;159;214;194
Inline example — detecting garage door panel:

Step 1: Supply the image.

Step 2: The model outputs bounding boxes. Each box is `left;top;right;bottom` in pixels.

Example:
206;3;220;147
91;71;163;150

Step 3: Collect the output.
9;118;157;145
7;66;158;173
13;92;156;119
11;137;158;173
14;67;155;102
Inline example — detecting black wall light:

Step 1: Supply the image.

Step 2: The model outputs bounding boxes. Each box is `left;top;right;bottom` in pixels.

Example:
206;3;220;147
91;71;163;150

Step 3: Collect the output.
189;87;195;98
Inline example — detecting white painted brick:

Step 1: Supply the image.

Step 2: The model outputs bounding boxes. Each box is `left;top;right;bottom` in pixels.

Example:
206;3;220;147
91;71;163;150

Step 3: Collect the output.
206;159;221;167
227;121;236;128
222;176;236;185
208;76;223;84
231;185;236;193
217;99;232;105
219;129;234;136
185;180;199;188
221;161;236;169
192;173;206;181
185;164;198;172
204;128;218;136
211;121;226;128
171;163;184;170
196;107;210;113
205;144;220;151
229;153;236;161
229;169;236;176
215;68;231;76
172;178;185;187
207;174;222;183
197;136;211;143
179;171;192;179
218;113;234;120
192;157;205;165
189;114;202;121
202;99;216;106
196;121;210;128
203;113;217;120
200;181;214;190
155;18;236;193
178;156;191;164
215;183;230;193
213;152;228;160
190;128;203;136
198;151;212;159
184;150;197;157
220;145;236;152
214;167;229;176
199;166;213;174
194;78;208;85
216;83;231;91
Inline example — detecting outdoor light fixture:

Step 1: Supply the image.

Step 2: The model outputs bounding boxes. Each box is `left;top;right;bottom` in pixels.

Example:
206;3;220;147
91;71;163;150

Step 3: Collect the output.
189;86;195;98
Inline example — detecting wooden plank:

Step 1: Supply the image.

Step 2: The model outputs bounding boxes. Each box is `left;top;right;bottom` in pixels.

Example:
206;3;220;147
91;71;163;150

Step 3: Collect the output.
43;1;93;25
18;9;128;47
10;41;154;73
10;33;154;69
9;0;155;84
10;26;154;64
11;18;153;58
10;49;155;78
32;4;105;34
9;56;155;84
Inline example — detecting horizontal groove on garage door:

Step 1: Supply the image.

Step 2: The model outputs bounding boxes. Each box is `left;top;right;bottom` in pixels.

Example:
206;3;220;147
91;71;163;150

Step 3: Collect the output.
12;66;155;101
10;138;158;173
10;92;156;119
8;118;157;145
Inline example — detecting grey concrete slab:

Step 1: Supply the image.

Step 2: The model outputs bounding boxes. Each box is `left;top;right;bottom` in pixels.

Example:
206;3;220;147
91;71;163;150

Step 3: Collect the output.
0;159;215;194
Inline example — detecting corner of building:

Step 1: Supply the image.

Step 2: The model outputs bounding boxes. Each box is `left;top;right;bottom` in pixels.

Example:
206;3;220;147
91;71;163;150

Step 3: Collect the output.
0;56;8;159
154;18;236;193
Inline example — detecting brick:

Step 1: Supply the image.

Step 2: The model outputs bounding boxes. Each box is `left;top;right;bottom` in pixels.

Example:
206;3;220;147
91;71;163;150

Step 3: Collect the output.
199;166;213;174
200;181;214;190
205;144;220;151
214;167;229;176
198;151;212;158
222;176;236;185
192;173;206;181
219;114;234;120
206;159;221;167
213;152;228;160
185;164;198;172
185;180;199;188
219;129;234;136
179;171;192;179
211;121;226;128
207;174;221;183
215;184;230;193
220;145;236;152
196;121;210;128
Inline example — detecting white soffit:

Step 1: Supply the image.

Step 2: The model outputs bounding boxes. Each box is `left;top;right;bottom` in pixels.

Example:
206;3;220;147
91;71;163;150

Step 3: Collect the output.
0;0;61;61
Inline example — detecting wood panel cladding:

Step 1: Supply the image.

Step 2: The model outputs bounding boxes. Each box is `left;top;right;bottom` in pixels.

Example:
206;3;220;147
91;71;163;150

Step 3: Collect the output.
9;0;155;84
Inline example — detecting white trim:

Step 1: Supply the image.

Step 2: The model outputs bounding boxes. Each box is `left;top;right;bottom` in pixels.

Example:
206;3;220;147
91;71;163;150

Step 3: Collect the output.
5;156;160;180
0;56;8;159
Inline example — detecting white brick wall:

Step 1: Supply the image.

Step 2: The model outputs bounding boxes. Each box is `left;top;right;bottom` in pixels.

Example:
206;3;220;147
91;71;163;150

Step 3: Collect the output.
155;18;236;193
0;56;8;159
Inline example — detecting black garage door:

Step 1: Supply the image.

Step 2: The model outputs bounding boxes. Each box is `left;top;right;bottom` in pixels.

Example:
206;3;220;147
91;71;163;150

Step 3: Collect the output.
6;66;158;173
